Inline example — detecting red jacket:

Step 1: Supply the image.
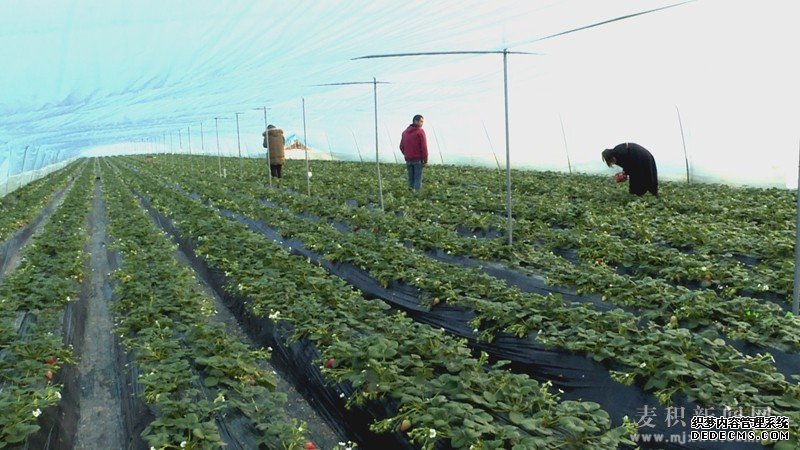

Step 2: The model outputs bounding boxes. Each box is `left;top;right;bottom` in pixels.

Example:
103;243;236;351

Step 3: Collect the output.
399;124;428;164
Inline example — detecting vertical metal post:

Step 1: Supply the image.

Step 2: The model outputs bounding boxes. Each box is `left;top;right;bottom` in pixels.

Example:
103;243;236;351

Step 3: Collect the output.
503;49;513;247
303;98;310;196
178;130;182;174
481;121;501;171
326;133;335;160
19;145;29;190
187;126;193;173
30;147;43;183
384;125;399;164
200;122;207;173
374;78;384;211
214;118;223;177
4;147;12;195
431;124;445;165
351;130;364;163
559;114;572;174
676;105;690;183
262;107;272;188
235;112;243;179
794;138;800;315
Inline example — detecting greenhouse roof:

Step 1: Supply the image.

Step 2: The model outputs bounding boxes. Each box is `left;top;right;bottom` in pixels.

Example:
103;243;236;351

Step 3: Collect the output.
0;0;798;186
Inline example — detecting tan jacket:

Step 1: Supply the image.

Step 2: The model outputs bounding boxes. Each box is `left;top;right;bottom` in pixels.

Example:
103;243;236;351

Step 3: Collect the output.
263;129;286;165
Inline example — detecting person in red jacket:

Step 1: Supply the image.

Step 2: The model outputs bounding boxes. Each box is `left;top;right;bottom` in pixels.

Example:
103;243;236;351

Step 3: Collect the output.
399;114;428;191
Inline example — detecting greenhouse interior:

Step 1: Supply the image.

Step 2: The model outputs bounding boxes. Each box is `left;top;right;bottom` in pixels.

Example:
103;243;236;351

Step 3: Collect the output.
1;1;798;449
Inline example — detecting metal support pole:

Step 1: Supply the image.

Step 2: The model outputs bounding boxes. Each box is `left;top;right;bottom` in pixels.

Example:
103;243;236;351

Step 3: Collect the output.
431;124;445;165
4;147;12;196
794;138;800;315
384;125;398;164
326;133;335;160
482;121;501;171
235;112;243;179
373;78;384;211
503;49;513;247
19;145;29;189
200;122;207;173
676;105;690;183
262;106;272;188
559;114;572;174
303;98;310;196
187;125;193;173
30;147;44;183
214;118;223;177
352;130;364;163
178;130;182;173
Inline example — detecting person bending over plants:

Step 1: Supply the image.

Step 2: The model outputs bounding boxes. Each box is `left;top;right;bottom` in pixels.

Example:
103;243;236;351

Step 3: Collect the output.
602;142;658;196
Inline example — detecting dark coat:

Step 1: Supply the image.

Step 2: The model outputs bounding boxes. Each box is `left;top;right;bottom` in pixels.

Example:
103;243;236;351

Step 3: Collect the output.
605;143;658;196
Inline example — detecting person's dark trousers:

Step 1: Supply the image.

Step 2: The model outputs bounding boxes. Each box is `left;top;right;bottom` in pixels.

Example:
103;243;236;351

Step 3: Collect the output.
406;160;423;191
270;164;282;178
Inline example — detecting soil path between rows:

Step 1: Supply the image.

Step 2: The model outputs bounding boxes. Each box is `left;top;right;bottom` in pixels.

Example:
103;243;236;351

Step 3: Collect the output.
74;177;125;449
170;229;343;449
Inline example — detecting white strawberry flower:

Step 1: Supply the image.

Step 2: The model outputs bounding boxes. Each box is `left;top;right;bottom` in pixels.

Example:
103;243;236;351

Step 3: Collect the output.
33;408;42;418
429;428;437;438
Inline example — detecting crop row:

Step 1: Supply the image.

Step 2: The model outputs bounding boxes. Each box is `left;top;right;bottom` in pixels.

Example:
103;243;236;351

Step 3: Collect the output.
0;161;79;244
113;160;636;450
264;159;791;301
0;163;91;445
101;163;316;449
126;157;800;444
137;157;800;353
194;156;793;308
248;158;794;258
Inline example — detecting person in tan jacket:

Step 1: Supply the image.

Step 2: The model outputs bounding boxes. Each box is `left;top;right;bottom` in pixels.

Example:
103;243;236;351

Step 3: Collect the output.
262;124;286;178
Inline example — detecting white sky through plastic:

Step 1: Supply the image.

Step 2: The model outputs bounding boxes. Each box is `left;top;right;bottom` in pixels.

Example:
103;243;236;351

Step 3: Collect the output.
0;0;798;187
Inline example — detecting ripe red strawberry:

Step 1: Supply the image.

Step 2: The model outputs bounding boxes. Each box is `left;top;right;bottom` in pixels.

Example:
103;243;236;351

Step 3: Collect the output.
304;442;317;450
324;358;335;369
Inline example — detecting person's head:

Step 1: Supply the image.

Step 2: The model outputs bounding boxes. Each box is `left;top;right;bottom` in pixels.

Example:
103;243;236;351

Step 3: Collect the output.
601;148;616;167
412;115;424;127
267;124;276;130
